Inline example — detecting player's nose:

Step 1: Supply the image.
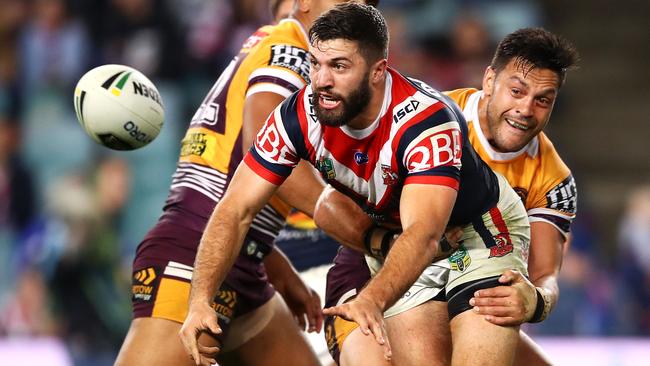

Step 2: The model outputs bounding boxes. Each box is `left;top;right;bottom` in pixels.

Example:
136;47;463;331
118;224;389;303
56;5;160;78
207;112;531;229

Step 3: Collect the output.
314;67;334;88
515;96;534;118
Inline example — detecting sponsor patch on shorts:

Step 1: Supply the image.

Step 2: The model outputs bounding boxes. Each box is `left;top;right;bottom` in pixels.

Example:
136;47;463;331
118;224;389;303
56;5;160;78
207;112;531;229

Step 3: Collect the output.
132;267;159;302
212;289;238;324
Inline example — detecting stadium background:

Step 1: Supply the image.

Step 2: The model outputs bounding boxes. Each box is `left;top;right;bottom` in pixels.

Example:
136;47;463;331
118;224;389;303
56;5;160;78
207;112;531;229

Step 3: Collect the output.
0;0;648;364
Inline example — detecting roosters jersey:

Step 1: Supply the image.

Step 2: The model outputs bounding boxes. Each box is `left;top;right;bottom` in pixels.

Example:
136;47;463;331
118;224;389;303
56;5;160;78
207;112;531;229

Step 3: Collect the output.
445;88;577;235
164;19;311;244
246;68;499;227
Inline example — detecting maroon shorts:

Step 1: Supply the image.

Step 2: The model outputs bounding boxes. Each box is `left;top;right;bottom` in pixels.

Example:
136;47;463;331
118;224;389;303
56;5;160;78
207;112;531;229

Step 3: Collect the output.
131;216;275;346
323;246;372;364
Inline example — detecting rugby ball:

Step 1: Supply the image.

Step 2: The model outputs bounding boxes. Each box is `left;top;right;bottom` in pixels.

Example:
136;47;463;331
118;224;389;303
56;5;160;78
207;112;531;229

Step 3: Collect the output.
73;64;164;150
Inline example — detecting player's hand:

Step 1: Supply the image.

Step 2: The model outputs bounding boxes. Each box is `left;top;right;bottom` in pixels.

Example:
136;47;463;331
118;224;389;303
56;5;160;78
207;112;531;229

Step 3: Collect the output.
432;226;464;262
274;272;323;333
323;294;392;361
469;269;537;326
179;301;222;366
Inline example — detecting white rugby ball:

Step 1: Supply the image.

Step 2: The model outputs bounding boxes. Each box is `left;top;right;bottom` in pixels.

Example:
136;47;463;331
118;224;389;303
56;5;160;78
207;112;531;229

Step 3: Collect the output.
73;64;164;150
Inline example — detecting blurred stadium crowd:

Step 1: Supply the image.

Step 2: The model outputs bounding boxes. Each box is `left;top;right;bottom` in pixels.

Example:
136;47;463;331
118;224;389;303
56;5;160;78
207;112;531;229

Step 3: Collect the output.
0;0;648;364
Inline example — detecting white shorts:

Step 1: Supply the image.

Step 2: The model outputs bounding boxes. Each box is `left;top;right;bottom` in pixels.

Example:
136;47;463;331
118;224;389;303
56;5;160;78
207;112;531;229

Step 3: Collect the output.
366;172;530;318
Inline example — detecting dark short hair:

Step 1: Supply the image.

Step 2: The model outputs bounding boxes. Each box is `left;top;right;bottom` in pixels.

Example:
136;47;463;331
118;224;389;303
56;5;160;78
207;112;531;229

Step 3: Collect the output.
309;3;388;64
491;27;579;87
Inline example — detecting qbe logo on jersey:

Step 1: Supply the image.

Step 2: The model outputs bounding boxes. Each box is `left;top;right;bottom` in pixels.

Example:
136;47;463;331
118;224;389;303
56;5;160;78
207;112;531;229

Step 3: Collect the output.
269;45;310;81
404;122;462;173
256;115;298;165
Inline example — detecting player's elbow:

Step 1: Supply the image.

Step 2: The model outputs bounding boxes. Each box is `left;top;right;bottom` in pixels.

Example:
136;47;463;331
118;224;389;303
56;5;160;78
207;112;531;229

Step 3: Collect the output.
313;186;337;229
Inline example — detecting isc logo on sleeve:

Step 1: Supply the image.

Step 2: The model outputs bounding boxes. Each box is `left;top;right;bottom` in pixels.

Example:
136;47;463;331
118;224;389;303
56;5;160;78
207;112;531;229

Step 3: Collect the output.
269;45;310;82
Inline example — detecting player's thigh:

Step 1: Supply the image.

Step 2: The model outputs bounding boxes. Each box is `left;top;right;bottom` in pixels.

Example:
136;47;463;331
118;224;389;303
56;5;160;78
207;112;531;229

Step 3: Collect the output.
450;310;519;366
220;293;320;366
114;317;219;366
385;300;451;366
339;327;390;366
514;330;552;366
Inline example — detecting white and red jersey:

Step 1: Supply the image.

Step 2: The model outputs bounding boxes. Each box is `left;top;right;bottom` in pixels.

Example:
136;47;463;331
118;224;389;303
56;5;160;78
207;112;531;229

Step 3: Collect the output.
245;68;500;227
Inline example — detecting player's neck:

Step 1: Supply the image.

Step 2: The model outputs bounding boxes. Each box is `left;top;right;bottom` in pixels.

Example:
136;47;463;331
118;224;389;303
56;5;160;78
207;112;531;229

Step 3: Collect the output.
347;76;387;130
476;92;494;141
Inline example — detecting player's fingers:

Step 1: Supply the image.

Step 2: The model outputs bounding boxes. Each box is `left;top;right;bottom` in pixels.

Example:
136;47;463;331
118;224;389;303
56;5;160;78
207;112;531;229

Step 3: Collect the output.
473;305;517;317
367;315;386;345
178;326;202;366
199;354;217;366
323;305;346;318
297;313;307;331
499;269;523;283
204;316;222;336
470;294;513;307
474;286;512;298
484;314;519;326
382;330;393;361
307;290;323;332
198;344;220;355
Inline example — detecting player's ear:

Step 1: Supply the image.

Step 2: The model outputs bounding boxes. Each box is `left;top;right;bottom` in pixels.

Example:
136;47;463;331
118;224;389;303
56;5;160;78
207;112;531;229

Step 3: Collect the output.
482;66;496;96
370;59;387;84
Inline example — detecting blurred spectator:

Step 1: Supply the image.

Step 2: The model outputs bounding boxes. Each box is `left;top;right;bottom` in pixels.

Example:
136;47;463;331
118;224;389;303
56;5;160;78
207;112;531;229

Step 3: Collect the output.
13;157;132;364
420;14;492;90
18;0;90;96
100;0;185;79
617;186;650;334
270;0;294;22
0;268;58;337
0;110;35;237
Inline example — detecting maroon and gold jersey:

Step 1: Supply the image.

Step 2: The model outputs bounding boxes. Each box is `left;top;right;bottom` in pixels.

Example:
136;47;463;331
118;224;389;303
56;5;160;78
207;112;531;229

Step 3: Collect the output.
446;88;577;235
163;19;311;245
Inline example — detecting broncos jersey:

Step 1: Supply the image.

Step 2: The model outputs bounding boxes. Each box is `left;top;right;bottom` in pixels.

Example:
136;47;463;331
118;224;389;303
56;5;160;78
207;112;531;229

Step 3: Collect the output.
246;68;499;227
445;88;577;235
164;18;311;244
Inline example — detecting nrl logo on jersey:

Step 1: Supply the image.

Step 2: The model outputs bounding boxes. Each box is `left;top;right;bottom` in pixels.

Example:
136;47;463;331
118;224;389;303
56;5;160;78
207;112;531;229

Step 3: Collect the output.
381;165;397;185
269;45;310;82
316;157;336;180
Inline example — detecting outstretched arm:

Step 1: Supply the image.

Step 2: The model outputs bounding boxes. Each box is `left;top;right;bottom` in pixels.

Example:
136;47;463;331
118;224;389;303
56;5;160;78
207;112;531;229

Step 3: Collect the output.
323;183;457;360
179;163;279;365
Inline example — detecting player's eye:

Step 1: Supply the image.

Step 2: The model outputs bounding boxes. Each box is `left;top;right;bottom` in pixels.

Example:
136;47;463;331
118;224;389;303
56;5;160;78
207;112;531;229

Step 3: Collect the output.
537;97;552;107
510;88;522;96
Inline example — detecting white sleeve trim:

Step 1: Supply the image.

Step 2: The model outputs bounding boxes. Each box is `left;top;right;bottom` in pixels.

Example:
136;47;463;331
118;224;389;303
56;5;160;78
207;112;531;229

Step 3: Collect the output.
246;83;293;99
248;67;306;90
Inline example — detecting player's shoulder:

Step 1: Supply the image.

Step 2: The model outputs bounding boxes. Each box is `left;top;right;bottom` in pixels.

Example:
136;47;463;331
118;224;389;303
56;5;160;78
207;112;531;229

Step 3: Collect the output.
444;88;479;109
535;131;571;176
246;19;310;81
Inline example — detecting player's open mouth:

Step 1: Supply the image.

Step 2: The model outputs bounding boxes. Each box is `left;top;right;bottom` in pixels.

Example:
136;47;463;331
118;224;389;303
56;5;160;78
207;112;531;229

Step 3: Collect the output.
505;118;530;131
319;94;341;110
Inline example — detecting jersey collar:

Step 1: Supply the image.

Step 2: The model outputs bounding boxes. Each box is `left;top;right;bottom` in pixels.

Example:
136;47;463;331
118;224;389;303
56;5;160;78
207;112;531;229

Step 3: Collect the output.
339;72;393;139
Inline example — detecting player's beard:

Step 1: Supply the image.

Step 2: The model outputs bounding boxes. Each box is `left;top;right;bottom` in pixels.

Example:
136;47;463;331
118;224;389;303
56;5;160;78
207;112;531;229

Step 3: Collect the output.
312;72;371;127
